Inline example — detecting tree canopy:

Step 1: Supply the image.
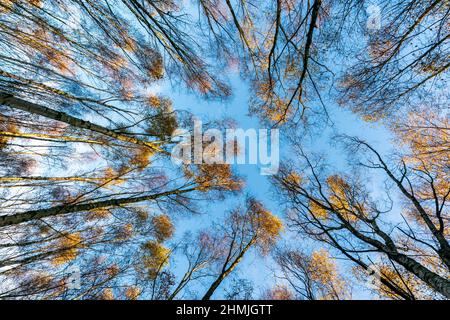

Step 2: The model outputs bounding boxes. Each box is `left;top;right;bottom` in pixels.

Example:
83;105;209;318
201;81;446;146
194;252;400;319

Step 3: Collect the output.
0;0;448;300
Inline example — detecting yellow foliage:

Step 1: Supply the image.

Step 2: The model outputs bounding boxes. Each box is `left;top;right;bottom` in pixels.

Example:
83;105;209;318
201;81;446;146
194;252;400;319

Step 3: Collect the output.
130;147;154;169
0;117;18;149
152;214;174;241
264;284;294;300
27;0;43;7
249;200;283;251
309;249;338;284
29;273;53;289
326;175;350;196
43;49;74;75
376;264;426;299
326;175;359;222
119;31;137;52
86;208;110;221
284;171;302;186
51;233;84;266
192;164;243;192
106;264;120;277
142;241;170;279
308;250;348;299
362;114;380;122
116;223;133;241
393;112;449;207
147;56;164;79
0;1;13;14
256;210;283;245
109;55;127;71
125;286;141;300
309;200;328;220
262;97;293;124
395;112;449;176
133;207;149;222
101;167;125;186
101;288;114;300
147;95;162;108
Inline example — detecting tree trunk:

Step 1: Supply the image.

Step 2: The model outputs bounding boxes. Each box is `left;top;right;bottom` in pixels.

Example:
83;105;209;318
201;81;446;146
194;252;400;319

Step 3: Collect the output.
0;187;197;228
0;93;167;154
389;252;450;299
201;238;256;300
0;176;124;183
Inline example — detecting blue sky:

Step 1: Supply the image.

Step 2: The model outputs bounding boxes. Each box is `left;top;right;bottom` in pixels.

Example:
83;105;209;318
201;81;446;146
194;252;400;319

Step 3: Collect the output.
1;0;427;299
157;63;403;298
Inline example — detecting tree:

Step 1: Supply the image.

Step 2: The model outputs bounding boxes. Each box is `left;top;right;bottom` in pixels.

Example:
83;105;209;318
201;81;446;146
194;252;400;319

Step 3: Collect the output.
273;136;450;299
275;247;351;300
262;284;294;300
168;232;224;300
201;198;283;300
338;0;450;121
224;278;254;300
0;94;165;153
197;0;329;125
0;0;241;300
1;0;448;301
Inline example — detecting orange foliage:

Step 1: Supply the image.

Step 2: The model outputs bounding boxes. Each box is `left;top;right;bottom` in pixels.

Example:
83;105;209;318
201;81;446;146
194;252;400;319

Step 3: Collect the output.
116;223;133;241
86;208;110;221
284;171;302;186
130;147;154;169
51;233;84;266
152;214;174;241
147;95;162;108
27;0;43;7
125;286;141;300
142;241;170;279
190;164;243;191
263;284;294;300
249;200;283;251
106;264;120;277
309;200;328;220
0;117;18;149
101;288;115;300
326;175;360;222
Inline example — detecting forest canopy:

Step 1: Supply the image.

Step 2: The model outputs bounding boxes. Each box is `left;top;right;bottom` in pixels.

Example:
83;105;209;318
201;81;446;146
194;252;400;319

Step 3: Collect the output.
0;0;448;300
